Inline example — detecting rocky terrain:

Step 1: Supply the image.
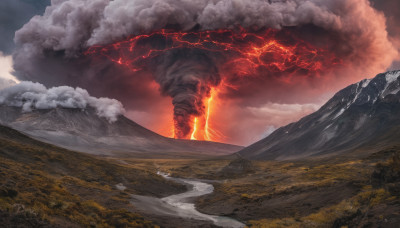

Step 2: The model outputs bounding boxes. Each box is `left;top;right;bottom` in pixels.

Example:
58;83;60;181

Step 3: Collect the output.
153;146;400;227
0;106;242;158
239;71;400;160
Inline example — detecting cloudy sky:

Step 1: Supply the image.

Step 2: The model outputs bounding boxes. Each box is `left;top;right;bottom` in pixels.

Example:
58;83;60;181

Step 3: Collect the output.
1;0;399;145
0;0;49;82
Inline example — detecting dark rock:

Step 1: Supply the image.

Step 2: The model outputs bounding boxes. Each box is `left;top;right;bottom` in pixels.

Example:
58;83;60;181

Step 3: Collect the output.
218;156;255;177
239;70;400;160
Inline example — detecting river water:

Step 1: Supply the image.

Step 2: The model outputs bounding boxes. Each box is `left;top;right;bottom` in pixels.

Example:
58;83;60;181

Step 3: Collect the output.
131;172;245;228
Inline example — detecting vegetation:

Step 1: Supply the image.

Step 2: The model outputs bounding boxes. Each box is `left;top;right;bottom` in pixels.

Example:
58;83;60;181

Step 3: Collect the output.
144;147;400;227
0;125;184;227
1;123;399;227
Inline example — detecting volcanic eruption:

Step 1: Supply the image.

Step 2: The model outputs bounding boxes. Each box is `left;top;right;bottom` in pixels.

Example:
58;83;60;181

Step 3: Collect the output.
12;0;399;143
84;28;339;139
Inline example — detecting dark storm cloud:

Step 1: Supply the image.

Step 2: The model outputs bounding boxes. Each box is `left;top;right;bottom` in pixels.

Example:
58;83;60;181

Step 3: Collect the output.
9;0;400;142
0;0;49;54
13;0;397;89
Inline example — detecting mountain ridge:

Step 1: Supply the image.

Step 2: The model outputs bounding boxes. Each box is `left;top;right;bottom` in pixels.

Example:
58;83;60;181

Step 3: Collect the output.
239;70;400;160
0;106;242;158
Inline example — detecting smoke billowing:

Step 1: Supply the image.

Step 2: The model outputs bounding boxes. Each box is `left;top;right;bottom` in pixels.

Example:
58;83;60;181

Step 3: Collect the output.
11;0;400;144
153;49;220;138
0;81;124;122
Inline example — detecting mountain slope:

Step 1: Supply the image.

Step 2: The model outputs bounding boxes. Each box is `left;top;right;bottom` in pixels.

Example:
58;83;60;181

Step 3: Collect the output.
0;106;242;157
0;123;186;227
239;70;400;160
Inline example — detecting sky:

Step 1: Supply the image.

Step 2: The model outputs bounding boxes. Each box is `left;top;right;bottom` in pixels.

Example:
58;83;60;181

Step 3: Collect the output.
0;0;49;82
0;0;399;146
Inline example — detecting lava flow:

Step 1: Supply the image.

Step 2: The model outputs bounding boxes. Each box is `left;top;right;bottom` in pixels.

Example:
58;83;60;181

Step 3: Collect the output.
187;89;219;141
85;28;337;76
85;28;341;141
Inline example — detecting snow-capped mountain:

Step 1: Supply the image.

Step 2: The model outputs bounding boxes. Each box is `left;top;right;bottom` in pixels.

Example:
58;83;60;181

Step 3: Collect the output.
239;70;400;160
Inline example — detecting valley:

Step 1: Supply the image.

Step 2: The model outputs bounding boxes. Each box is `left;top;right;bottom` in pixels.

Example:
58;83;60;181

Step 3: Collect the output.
1;0;400;226
119;147;400;227
0;71;399;227
0;122;399;227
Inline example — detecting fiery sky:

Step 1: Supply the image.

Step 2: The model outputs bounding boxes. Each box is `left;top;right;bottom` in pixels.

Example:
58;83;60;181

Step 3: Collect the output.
1;0;400;145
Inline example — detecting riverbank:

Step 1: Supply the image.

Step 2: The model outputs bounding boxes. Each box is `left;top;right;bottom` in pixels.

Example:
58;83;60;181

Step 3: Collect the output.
130;172;245;228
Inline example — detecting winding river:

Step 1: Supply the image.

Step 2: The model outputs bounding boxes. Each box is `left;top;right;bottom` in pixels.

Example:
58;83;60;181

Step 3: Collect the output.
131;172;245;228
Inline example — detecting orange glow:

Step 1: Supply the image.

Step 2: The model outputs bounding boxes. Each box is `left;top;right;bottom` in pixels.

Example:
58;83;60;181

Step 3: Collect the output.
205;94;213;141
187;89;222;141
190;117;198;140
85;28;342;142
85;28;339;80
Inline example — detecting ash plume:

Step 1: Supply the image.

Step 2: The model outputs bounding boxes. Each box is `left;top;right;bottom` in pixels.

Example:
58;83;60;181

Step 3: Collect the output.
11;0;400;142
0;81;124;122
153;49;220;138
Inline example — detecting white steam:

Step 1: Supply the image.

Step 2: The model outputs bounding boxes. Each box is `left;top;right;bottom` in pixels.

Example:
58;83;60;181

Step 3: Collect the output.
0;52;18;90
0;81;125;122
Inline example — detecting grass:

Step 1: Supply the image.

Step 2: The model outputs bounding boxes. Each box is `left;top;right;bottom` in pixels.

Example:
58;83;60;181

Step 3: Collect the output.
248;187;396;228
1;123;399;227
132;146;400;227
0;125;185;227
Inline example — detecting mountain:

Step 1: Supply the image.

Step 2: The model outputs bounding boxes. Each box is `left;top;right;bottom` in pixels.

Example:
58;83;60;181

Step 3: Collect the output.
0;123;188;227
0;106;242;158
239;70;400;160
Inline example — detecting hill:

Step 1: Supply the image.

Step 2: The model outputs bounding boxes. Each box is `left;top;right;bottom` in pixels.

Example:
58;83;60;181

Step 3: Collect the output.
0;124;185;227
239;70;400;160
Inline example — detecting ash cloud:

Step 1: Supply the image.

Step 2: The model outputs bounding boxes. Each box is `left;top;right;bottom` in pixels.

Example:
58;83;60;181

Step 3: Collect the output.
10;0;400;143
0;81;124;122
153;49;220;138
14;0;398;78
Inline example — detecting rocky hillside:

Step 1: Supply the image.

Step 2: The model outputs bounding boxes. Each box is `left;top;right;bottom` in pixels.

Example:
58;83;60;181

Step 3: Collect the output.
239;70;400;160
0;106;242;158
0;124;186;227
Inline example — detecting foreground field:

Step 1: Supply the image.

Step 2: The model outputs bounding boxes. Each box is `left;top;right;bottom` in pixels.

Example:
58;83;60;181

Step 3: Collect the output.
1;122;399;227
131;147;400;227
0;125;189;227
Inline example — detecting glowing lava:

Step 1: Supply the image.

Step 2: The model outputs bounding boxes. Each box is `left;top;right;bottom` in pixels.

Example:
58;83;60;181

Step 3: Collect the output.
188;89;218;141
85;28;338;77
85;28;341;141
190;118;198;140
205;95;213;141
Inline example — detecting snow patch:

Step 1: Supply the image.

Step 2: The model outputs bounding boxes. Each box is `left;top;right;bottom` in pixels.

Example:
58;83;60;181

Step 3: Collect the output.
361;79;371;88
334;108;346;119
385;71;400;84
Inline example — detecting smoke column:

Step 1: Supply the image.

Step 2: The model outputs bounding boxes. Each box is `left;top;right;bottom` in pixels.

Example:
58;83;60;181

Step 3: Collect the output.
153;48;220;138
11;0;400;143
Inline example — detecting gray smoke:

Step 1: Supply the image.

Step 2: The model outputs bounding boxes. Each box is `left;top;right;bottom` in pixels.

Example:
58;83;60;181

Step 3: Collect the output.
13;0;398;85
14;0;345;52
0;81;124;122
11;0;400;139
153;49;220;138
